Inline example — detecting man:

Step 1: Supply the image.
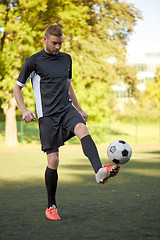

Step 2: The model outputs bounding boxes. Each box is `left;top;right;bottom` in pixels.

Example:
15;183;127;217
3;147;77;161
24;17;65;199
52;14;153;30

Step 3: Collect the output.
13;25;120;221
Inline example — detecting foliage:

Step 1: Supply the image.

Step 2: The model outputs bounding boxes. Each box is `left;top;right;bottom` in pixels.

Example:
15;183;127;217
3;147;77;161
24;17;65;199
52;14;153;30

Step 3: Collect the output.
59;0;142;121
144;66;160;109
116;66;160;122
0;0;48;112
0;0;142;123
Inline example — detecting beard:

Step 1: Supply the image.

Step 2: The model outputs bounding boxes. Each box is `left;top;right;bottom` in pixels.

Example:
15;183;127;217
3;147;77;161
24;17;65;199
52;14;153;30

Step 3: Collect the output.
45;46;59;55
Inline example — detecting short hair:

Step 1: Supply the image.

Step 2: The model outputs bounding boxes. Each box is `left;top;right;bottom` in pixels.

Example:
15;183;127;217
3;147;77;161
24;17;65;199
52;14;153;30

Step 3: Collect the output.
45;25;63;38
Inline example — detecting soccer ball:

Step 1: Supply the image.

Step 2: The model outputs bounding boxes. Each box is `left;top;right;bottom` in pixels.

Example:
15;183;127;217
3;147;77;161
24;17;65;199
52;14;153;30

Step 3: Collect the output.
107;140;132;165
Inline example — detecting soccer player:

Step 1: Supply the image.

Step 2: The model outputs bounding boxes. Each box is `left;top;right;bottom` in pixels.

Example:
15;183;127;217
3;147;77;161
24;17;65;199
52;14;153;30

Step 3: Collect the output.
13;25;120;221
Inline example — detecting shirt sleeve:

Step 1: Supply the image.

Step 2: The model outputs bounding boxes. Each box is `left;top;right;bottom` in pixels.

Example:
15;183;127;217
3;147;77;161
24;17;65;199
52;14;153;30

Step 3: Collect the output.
16;56;35;88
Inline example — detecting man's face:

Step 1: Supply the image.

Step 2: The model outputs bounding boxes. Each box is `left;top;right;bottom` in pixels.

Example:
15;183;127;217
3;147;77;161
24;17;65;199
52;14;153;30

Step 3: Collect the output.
44;35;63;55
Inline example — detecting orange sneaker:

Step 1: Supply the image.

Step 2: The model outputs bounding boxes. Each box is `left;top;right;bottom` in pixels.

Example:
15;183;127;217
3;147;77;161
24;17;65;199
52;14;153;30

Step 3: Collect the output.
45;205;61;220
95;164;120;184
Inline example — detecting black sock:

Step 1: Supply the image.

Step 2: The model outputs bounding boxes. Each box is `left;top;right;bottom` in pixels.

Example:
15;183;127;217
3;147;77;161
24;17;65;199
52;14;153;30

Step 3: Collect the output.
81;135;102;173
45;167;58;208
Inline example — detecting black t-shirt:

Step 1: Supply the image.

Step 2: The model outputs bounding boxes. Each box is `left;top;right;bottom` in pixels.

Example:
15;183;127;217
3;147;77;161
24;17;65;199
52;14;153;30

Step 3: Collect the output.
16;49;72;118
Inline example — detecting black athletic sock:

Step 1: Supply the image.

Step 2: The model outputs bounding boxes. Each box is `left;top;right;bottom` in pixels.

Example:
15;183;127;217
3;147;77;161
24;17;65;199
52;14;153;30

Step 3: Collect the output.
81;135;102;173
45;167;58;208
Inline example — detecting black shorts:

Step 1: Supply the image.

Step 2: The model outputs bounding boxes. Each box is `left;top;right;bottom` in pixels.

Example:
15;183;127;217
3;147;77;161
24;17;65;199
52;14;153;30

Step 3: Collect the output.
38;105;85;153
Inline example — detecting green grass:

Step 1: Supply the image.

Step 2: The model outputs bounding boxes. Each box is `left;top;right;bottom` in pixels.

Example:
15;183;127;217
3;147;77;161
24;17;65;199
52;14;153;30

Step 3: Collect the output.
0;144;160;240
0;120;160;147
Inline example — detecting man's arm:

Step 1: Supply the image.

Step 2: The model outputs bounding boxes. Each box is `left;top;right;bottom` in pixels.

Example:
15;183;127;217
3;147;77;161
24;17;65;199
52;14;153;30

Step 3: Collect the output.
13;84;36;123
68;82;88;122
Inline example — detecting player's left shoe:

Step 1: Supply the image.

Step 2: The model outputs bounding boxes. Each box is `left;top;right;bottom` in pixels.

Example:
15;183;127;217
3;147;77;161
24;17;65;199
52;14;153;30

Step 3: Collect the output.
95;164;120;184
45;205;61;220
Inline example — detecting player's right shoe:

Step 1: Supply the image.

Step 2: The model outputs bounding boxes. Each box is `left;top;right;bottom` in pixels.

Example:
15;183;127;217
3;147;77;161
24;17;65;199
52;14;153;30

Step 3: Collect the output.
45;205;61;220
95;164;120;184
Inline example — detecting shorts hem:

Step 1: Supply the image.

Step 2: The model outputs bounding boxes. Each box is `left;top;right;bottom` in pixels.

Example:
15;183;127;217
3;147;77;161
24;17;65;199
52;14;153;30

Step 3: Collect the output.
46;148;59;154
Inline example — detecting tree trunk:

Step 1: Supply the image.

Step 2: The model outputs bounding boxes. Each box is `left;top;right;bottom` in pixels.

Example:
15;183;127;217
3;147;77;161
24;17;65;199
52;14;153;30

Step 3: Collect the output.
5;97;18;147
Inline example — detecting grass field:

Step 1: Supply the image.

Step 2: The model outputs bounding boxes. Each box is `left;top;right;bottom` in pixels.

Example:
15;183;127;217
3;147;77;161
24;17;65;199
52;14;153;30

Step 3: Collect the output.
0;120;160;146
0;144;160;240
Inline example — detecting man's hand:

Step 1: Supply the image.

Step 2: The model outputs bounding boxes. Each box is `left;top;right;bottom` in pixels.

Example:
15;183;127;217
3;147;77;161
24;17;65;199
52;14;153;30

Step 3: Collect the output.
22;110;36;123
79;109;88;122
13;85;36;123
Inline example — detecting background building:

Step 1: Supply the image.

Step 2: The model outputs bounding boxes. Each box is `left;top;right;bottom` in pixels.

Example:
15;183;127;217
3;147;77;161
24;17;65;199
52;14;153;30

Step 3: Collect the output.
127;45;160;91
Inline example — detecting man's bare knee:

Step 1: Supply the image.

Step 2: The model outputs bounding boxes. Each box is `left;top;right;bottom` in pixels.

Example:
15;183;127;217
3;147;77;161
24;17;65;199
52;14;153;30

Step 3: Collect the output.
74;123;89;140
47;152;59;169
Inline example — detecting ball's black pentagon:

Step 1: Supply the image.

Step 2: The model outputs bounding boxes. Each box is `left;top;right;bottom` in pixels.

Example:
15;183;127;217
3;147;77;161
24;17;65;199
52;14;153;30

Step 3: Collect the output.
119;140;126;144
110;146;116;153
113;159;120;164
122;149;128;156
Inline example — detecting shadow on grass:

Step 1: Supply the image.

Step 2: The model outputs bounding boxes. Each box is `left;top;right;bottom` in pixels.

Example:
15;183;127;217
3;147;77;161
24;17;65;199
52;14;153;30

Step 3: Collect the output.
60;159;160;171
144;151;160;154
1;160;160;240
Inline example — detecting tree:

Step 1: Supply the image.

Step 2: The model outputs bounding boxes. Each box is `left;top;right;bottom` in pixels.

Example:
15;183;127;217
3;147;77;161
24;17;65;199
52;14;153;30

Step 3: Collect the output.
116;66;160;122
0;0;142;146
58;0;142;121
146;66;160;108
142;66;160;119
0;0;49;146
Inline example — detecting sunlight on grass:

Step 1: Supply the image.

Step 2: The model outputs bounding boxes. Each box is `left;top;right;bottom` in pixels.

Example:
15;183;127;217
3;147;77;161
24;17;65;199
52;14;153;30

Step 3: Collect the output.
0;145;160;184
59;170;93;183
123;168;160;177
1;144;160;240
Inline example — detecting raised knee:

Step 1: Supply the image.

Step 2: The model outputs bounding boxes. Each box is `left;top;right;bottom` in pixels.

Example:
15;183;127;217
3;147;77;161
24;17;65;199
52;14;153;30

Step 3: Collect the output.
74;123;89;139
